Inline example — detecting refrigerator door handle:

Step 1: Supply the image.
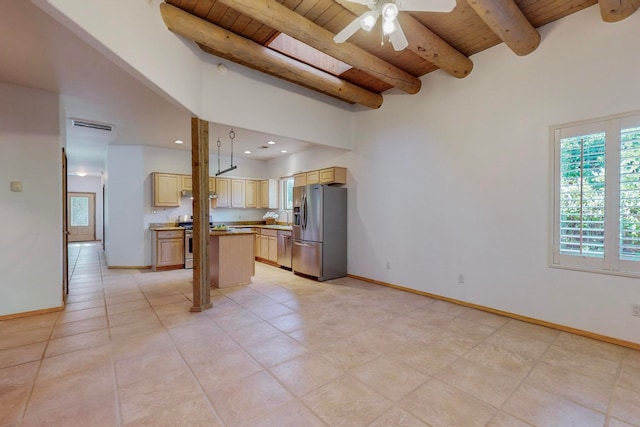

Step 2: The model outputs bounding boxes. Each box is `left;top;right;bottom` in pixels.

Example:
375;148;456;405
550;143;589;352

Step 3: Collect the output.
302;193;307;229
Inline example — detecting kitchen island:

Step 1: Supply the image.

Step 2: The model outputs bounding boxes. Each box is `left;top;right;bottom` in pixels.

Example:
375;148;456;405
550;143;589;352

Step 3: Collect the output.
209;229;256;288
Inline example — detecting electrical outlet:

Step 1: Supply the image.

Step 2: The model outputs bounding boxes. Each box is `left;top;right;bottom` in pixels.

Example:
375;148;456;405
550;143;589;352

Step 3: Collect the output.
458;274;465;284
632;304;640;317
386;262;391;270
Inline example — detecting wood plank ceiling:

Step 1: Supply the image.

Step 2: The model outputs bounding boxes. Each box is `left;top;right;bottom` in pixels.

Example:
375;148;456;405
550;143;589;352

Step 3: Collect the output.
161;0;638;108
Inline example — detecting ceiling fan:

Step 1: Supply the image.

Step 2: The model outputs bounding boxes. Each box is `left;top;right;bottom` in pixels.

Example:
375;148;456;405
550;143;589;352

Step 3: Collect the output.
333;0;456;51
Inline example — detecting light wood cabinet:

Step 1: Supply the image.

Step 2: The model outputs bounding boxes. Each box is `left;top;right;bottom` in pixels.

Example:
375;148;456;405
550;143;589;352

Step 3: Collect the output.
209;177;216;192
245;180;258;208
293;167;347;187
293;173;306;188
209;233;255;288
153;173;181;207
268;234;278;262
259;229;278;263
259;179;278;209
231;179;245;208
181;175;192;191
152;229;184;271
214;178;230;208
320;167;347;184
306;170;320;184
254;231;261;258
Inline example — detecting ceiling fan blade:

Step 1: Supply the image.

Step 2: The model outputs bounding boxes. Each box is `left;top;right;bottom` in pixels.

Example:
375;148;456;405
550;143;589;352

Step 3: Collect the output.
345;0;370;4
396;0;456;13
388;20;409;51
333;16;362;43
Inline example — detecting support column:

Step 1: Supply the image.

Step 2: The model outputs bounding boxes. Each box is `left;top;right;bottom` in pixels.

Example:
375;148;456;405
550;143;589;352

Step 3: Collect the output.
190;117;212;312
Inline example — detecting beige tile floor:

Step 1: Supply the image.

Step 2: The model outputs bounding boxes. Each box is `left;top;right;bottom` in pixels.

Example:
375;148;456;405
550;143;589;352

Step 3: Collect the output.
1;242;639;426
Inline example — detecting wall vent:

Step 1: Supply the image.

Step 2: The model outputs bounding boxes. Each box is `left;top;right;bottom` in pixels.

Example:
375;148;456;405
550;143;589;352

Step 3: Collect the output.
71;119;113;132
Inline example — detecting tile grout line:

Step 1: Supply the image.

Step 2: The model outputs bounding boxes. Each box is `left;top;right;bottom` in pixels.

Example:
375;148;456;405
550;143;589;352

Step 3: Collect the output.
96;246;126;427
16;244;84;424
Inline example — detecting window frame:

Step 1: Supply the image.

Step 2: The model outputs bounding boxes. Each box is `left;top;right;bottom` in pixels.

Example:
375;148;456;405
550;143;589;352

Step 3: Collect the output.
550;110;640;278
281;176;294;211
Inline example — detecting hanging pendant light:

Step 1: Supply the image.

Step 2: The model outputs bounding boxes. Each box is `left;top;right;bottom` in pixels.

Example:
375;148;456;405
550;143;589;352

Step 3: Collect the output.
215;128;238;176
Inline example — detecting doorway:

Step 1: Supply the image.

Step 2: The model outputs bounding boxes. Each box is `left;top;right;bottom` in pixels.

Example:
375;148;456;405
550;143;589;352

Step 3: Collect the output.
67;192;96;242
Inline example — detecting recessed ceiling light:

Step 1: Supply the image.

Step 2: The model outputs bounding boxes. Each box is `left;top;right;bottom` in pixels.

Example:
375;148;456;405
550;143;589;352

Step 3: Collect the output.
281;150;288;153
267;141;276;145
244;150;252;154
174;140;184;145
76;172;87;177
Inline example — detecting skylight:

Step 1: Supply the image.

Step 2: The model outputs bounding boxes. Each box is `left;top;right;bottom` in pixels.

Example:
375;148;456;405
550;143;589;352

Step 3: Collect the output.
268;33;351;77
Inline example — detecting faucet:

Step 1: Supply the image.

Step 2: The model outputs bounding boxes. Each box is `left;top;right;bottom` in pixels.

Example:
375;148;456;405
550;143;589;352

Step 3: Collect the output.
277;210;291;226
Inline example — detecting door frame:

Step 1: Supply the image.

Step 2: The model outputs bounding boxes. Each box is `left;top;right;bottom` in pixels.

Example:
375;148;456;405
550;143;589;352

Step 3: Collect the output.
62;148;69;297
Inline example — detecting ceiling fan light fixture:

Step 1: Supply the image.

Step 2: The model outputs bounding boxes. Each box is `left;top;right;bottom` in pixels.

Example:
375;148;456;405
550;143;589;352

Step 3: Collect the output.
382;19;397;35
381;3;399;21
360;11;377;32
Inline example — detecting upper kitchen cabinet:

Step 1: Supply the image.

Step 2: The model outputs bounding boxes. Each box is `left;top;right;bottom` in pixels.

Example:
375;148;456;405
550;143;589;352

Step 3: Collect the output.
293;167;347;187
231;179;245;208
214;178;230;208
259;179;278;209
306;170;320;185
320;167;346;184
182;175;192;191
293;173;306;188
245;180;258;208
183;175;215;192
153;173;180;207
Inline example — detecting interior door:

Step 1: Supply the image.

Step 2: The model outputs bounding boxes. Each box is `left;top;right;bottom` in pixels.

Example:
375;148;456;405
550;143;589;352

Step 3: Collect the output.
68;192;96;242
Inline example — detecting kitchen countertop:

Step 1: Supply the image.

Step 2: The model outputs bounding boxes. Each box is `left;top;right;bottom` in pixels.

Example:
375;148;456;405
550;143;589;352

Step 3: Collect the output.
149;223;184;231
229;224;292;231
148;223;292;232
209;229;256;236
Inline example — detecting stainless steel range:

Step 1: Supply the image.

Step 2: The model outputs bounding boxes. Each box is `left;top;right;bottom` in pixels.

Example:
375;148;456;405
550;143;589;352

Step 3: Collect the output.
179;222;194;269
178;221;212;269
184;229;194;269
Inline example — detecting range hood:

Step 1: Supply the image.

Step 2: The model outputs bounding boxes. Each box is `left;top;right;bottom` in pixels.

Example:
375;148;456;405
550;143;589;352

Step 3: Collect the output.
181;190;217;199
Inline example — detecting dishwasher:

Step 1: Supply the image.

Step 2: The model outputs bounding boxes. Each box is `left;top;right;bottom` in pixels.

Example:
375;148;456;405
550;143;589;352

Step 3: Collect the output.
277;230;292;269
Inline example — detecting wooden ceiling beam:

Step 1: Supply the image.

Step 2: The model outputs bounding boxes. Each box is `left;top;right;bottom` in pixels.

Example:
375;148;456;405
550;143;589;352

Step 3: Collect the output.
466;0;540;56
598;0;640;22
214;0;421;94
160;3;383;109
334;0;473;79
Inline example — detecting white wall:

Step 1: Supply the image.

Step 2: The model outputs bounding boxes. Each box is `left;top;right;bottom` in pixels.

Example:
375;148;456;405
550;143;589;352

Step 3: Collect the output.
67;175;103;241
267;145;352;180
0;82;62;316
105;145;145;267
35;0;355;150
346;6;640;343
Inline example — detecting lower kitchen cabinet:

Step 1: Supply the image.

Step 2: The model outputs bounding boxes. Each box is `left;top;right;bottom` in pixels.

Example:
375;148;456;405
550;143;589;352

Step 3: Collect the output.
259;229;278;263
151;229;184;271
254;231;261;258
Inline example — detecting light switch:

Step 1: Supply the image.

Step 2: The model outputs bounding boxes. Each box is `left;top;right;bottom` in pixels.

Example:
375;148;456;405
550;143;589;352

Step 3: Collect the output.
10;181;22;192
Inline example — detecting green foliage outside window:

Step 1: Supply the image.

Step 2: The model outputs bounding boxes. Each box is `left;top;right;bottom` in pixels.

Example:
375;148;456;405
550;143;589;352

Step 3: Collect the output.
620;127;640;261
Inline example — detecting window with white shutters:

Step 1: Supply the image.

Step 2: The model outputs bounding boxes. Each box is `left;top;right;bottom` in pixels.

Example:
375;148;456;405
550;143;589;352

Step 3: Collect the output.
619;125;640;265
552;112;640;276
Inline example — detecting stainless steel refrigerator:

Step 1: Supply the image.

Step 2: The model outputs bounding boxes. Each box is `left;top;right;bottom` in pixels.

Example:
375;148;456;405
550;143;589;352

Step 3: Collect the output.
292;184;347;281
